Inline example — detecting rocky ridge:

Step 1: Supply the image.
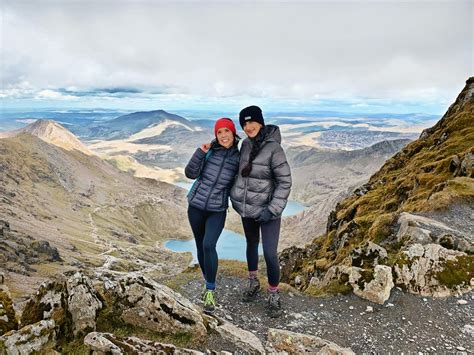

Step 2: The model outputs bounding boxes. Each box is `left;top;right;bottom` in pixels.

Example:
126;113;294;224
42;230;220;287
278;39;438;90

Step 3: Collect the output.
280;77;474;301
0;272;357;354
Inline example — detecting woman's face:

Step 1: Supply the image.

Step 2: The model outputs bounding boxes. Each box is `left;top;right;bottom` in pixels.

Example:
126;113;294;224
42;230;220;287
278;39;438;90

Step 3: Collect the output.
243;121;262;139
216;127;234;148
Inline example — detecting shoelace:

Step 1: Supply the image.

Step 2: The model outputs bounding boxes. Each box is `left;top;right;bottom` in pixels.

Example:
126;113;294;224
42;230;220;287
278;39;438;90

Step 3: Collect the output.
268;293;280;307
203;290;215;306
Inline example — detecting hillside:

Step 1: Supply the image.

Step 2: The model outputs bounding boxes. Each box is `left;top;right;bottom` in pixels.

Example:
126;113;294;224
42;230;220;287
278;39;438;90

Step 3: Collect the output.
281;139;410;250
0;132;191;300
280;77;474;299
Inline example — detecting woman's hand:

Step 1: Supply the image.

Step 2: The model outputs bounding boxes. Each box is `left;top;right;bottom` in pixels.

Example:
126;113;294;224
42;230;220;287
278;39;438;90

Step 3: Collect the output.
200;143;211;153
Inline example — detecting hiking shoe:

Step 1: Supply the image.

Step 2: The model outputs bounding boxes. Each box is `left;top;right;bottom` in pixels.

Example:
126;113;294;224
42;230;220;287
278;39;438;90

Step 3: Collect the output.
203;289;216;314
266;291;282;318
241;278;261;302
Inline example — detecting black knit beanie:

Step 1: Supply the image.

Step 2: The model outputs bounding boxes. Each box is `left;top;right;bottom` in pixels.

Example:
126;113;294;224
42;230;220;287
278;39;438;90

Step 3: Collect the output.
239;105;265;128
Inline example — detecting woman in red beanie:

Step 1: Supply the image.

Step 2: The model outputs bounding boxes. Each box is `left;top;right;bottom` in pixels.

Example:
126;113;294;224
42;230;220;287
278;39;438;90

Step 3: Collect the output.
184;117;240;314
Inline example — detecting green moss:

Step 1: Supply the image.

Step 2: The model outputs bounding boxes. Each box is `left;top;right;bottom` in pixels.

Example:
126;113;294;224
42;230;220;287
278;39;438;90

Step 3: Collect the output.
436;255;474;289
54;339;90;355
0;290;18;335
357;269;375;290
306;273;352;297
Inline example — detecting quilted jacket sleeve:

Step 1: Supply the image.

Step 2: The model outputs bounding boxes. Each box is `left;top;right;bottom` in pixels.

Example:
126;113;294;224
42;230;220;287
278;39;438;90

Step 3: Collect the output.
185;148;207;179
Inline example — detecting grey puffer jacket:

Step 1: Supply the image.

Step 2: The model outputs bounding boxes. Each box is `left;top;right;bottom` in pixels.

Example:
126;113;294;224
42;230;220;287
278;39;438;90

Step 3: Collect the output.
185;141;240;212
230;125;292;219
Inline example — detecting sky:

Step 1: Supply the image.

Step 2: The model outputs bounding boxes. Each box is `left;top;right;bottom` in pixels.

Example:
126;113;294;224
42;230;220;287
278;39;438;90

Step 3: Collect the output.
1;0;473;114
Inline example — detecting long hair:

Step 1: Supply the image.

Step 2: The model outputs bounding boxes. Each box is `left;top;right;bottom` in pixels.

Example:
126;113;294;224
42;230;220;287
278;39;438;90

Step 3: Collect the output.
241;127;266;177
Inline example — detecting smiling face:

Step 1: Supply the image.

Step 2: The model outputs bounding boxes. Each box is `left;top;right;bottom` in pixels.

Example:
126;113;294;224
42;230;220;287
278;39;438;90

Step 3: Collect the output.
216;127;234;148
243;121;263;139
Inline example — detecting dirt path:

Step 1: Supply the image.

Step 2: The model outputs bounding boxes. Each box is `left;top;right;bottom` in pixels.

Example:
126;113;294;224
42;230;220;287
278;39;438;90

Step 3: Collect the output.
178;274;473;354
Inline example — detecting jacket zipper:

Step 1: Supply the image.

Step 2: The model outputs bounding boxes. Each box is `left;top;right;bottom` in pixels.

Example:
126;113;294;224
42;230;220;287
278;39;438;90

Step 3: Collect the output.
204;149;229;210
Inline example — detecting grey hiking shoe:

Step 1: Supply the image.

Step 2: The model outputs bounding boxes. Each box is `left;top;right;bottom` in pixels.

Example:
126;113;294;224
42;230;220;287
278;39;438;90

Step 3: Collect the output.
266;291;282;318
242;278;261;302
203;289;216;314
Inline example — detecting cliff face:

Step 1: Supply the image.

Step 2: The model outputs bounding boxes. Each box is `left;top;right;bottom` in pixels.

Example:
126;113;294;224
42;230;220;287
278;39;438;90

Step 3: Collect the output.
280;78;474;298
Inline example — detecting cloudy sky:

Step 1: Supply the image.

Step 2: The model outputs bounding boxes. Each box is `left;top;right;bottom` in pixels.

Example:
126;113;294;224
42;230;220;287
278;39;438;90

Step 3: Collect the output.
1;0;472;113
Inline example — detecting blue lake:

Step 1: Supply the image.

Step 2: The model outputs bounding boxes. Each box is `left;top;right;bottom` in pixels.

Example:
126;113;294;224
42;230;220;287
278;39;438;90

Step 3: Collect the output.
166;182;307;262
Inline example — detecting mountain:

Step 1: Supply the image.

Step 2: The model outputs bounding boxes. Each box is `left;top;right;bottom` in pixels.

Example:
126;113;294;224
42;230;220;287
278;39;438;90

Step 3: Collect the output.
0;119;93;156
82;112;214;180
280;77;474;300
0;130;191;299
78;109;199;141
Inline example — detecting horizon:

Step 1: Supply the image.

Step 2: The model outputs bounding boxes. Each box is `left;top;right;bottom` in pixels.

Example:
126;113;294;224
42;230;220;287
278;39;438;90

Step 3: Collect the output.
2;1;472;116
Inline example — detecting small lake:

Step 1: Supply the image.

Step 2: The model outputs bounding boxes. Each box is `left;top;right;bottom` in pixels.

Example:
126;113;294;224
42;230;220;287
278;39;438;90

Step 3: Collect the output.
167;182;307;262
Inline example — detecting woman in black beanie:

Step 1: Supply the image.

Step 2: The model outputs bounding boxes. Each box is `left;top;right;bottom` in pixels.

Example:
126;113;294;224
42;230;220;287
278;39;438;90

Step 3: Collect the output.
230;105;292;318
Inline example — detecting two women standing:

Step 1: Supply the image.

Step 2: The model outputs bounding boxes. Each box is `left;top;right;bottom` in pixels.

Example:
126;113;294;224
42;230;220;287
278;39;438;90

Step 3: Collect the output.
185;106;292;318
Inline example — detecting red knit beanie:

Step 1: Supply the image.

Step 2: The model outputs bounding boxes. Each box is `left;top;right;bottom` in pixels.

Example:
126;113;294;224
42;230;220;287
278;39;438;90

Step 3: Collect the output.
214;117;236;137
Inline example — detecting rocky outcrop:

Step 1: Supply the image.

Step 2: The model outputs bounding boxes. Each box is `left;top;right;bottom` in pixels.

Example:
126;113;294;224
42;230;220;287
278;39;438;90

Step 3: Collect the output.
0;220;62;275
0;286;17;335
102;275;206;338
0;320;56;355
67;273;103;336
394;243;473;297
265;328;355;354
206;316;265;354
30;240;62;262
396;212;473;253
84;332;204;354
20;272;103;339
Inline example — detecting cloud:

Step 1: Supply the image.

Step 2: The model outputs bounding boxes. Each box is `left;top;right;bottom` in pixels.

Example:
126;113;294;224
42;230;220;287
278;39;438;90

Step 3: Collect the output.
2;1;472;108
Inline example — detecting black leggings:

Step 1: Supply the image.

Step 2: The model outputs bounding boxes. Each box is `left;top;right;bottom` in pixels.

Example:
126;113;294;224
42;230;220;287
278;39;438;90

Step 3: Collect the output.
241;217;281;287
187;205;226;284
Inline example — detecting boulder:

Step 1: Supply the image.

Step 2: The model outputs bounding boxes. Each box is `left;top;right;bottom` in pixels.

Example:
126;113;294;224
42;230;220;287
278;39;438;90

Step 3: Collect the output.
20;272;102;337
265;328;355;354
0;320;56;355
396;212;473;253
396;213;434;245
459;152;473;177
30;240;62;262
393;243;473;297
208;317;265;354
84;332;204;354
350;265;394;305
311;264;393;304
103;275;206;338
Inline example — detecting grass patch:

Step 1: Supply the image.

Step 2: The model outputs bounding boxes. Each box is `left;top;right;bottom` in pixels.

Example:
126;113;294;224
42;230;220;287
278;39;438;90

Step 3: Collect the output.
436;255;474;289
